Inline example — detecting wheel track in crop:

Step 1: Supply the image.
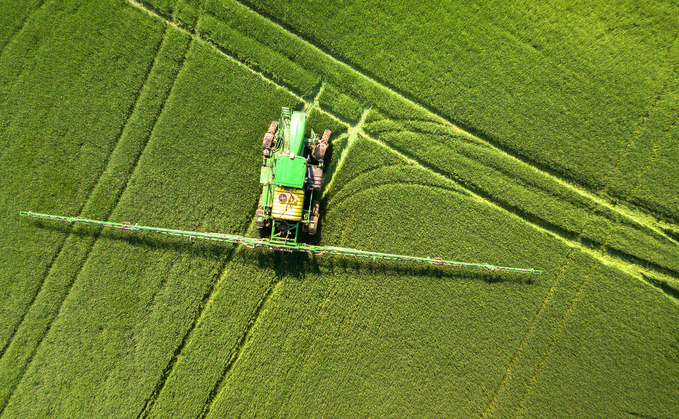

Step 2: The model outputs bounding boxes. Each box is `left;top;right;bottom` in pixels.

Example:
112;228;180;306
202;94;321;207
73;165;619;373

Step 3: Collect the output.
0;229;67;363
602;30;679;196
136;244;240;419
198;273;283;418
226;0;679;233
0;0;48;58
130;0;679;288
325;107;679;287
130;0;679;248
327;166;468;213
120;36;197;419
509;261;599;418
624;58;679;208
0;24;189;414
482;39;679;414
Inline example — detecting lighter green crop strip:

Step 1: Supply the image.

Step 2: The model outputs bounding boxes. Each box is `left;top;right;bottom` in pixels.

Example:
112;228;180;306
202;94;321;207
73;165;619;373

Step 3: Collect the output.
0;0;47;58
360;131;679;294
303;80;325;114
126;0;679;285
229;0;678;239
509;260;600;419
128;0;349;133
0;22;172;414
321;106;371;198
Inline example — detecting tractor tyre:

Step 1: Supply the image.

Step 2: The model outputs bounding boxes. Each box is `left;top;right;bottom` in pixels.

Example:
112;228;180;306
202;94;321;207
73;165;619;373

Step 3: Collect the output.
262;132;274;155
308;200;320;235
268;120;279;135
316;142;327;162
262;121;278;156
321;129;331;145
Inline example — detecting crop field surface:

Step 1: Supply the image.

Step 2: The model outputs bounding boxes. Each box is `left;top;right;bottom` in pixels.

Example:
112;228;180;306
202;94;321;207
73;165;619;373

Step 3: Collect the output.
1;0;678;417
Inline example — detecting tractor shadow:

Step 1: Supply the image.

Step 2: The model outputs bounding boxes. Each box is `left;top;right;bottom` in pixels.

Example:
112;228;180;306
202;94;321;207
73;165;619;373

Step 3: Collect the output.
32;220;536;285
311;256;537;285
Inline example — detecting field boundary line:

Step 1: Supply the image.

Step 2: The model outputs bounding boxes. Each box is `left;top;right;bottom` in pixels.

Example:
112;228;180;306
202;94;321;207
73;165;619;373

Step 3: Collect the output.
199;275;283;419
0;0;48;58
227;0;679;234
0;25;170;414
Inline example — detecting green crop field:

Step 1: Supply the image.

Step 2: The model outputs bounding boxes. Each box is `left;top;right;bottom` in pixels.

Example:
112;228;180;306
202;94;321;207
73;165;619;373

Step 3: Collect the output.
1;0;678;417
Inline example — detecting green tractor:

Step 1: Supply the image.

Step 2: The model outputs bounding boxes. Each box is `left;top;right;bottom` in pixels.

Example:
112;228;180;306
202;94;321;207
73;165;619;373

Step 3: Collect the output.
255;107;330;245
19;108;543;275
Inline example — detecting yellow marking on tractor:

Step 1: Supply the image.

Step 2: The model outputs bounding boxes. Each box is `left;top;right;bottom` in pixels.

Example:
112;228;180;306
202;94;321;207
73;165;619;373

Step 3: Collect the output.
271;186;304;221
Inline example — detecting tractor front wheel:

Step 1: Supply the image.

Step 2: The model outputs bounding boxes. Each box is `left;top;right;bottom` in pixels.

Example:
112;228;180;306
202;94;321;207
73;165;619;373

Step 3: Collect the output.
262;121;279;157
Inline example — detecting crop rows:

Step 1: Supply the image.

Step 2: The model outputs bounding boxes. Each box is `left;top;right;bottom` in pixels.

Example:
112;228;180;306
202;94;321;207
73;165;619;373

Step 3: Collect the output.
135;0;679;286
1;0;678;417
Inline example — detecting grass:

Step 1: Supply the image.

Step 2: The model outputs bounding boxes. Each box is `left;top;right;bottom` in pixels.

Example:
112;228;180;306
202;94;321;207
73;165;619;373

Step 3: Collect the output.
0;0;166;381
237;0;679;190
1;0;678;417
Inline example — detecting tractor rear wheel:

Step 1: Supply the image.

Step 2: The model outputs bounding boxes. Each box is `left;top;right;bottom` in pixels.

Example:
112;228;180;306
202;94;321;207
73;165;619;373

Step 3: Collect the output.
262;121;279;156
268;120;279;135
314;130;330;162
321;129;331;144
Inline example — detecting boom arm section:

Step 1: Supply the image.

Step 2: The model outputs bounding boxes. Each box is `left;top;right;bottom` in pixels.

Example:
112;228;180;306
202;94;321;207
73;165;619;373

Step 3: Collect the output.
19;211;543;275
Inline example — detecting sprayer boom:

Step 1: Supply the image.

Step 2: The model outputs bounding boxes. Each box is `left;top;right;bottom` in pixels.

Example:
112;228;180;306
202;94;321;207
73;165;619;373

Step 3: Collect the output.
19;211;543;275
